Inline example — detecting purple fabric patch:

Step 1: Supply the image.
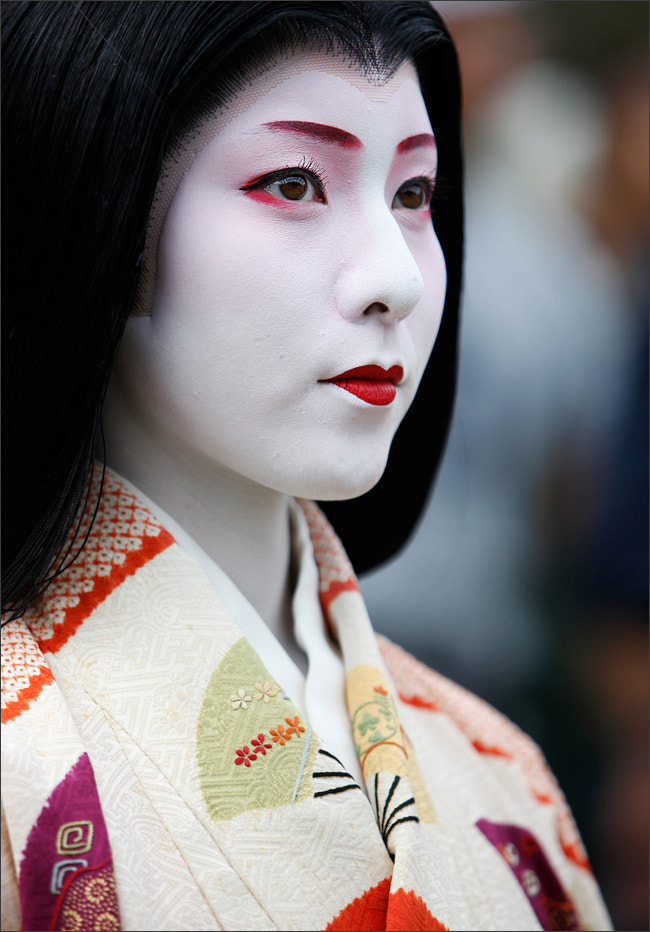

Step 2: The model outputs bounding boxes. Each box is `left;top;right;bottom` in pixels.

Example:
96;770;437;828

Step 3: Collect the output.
18;752;120;931
476;818;579;931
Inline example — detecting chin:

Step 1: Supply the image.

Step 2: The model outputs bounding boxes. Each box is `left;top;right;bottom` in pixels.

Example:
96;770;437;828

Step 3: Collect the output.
283;452;389;503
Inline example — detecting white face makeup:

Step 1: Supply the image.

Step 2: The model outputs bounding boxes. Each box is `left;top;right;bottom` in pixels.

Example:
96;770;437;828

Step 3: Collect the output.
114;50;447;501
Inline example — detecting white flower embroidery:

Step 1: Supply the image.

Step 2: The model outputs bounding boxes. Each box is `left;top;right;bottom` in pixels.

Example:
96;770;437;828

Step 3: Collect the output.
230;688;253;710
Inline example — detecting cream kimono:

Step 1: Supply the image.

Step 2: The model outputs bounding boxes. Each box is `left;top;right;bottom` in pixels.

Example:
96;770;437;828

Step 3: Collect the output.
1;471;611;931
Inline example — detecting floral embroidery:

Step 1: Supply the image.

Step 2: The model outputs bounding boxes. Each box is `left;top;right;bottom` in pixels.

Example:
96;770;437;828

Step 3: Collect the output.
270;723;290;745
234;745;257;767
285;715;305;737
357;712;380;736
230;688;253;710
251;734;272;755
254;681;279;703
375;690;393;721
351;689;399;757
233;734;272;767
270;716;306;744
233;721;303;766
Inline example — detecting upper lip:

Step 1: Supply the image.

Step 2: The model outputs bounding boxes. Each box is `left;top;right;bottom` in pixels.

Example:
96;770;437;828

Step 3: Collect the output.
322;364;404;384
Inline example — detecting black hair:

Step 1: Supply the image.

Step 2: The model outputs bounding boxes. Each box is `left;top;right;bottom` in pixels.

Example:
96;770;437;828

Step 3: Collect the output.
1;1;463;616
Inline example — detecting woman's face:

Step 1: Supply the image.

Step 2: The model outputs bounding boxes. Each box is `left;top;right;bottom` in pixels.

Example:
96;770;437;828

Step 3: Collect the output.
115;49;446;500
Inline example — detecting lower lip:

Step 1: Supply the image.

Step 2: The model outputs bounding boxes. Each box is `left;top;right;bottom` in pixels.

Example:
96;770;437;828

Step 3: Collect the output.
326;378;397;406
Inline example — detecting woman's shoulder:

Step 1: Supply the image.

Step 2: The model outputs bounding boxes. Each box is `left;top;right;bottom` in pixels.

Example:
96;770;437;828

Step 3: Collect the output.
378;632;592;874
378;632;542;758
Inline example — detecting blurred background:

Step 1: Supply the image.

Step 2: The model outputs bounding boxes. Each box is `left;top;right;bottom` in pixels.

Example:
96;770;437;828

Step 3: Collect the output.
360;2;649;928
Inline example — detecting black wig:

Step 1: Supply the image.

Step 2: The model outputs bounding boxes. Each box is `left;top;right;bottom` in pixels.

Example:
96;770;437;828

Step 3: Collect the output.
1;0;463;616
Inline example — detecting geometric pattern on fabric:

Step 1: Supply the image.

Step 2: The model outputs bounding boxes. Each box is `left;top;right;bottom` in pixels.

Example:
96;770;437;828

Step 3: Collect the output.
1;471;174;724
379;634;593;873
53;859;120;932
18;752;120;932
296;498;359;614
476;820;580;932
1;621;54;724
20;470;174;654
197;637;319;821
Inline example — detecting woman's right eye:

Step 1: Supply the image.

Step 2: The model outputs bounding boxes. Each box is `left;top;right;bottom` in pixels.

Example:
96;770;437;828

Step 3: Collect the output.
264;172;325;203
241;168;327;204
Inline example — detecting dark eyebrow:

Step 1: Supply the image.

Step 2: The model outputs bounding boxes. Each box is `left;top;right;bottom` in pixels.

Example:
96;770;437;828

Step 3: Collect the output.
396;133;437;155
262;120;362;149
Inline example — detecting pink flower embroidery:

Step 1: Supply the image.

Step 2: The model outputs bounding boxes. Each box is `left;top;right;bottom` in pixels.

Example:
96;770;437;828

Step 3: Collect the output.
285;715;305;737
234;745;257;767
251;734;272;755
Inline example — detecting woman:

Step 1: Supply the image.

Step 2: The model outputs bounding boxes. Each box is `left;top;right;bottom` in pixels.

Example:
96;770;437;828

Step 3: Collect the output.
1;3;610;930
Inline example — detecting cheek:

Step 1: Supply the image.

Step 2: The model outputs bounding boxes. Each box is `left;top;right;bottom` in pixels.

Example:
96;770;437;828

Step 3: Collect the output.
150;203;339;417
157;195;333;328
157;199;264;307
411;232;447;355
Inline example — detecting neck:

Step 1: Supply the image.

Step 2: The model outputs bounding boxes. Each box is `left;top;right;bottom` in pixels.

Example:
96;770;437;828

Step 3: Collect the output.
102;381;295;651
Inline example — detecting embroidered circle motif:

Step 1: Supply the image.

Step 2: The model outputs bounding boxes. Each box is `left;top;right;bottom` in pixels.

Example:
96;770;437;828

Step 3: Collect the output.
54;862;120;931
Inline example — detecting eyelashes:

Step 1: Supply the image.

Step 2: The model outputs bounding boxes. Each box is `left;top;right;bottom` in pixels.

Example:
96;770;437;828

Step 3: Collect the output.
392;173;437;212
240;158;327;204
241;160;437;212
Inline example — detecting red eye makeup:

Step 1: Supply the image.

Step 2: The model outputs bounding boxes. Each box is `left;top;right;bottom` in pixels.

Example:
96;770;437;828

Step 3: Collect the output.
240;163;328;206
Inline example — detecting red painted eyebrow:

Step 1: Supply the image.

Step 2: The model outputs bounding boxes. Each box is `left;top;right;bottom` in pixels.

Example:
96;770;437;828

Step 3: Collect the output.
396;133;437;154
262;121;362;149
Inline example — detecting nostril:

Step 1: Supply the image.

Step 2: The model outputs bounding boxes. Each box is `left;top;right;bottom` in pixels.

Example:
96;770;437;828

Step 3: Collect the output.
362;302;390;316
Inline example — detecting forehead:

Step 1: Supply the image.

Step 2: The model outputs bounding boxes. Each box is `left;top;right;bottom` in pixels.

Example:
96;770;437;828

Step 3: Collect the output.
215;46;423;125
218;59;430;147
174;47;428;161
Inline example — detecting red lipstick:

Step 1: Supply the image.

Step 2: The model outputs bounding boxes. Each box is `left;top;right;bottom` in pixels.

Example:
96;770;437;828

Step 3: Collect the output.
321;365;403;406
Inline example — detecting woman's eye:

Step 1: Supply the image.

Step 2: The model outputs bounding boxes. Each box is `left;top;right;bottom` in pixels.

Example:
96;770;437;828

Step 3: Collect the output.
266;173;318;201
250;169;326;204
392;179;434;211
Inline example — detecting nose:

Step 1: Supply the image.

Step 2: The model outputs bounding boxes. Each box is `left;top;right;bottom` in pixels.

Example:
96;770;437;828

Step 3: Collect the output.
335;212;425;323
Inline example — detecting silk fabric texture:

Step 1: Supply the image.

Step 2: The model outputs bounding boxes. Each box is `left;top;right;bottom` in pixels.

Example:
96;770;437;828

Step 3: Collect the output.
1;471;611;931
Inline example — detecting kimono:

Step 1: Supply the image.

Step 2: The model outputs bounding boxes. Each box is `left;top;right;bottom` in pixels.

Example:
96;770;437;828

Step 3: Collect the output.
1;470;611;931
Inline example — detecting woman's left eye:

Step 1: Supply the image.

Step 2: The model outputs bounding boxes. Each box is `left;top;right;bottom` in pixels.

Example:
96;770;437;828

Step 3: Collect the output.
392;178;434;211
